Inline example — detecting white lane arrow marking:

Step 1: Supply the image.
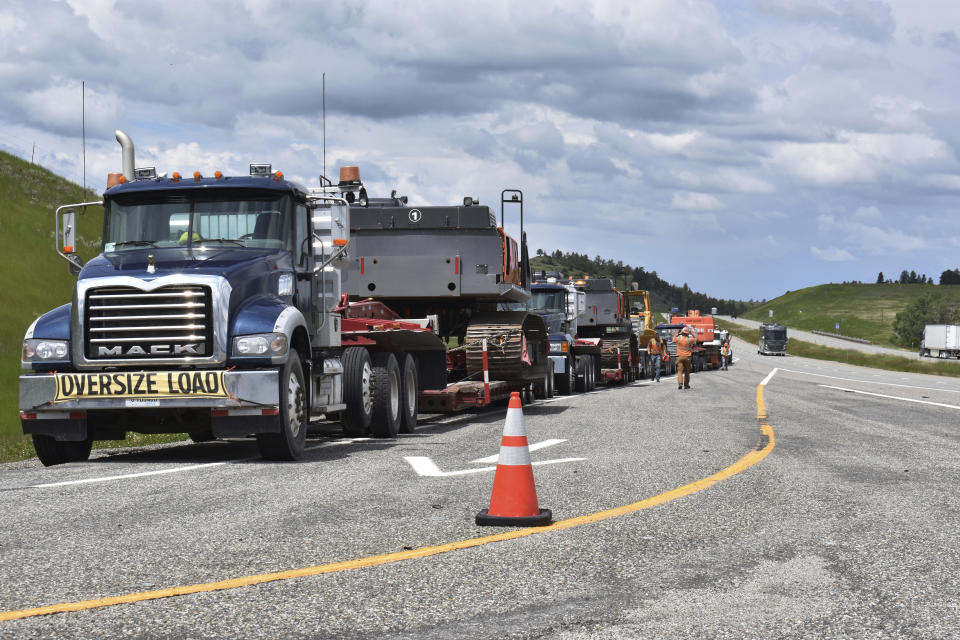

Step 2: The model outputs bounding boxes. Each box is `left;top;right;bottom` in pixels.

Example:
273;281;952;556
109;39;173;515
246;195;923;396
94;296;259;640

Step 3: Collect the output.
404;456;586;477
469;438;568;464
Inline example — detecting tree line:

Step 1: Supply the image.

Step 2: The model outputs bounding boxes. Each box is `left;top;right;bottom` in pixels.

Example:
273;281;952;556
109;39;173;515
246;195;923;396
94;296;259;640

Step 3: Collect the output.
532;249;757;316
875;270;934;284
873;269;960;285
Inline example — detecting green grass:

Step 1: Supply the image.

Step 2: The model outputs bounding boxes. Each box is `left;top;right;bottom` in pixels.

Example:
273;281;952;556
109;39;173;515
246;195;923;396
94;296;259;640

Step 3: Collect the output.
743;283;960;349
718;321;960;379
0;151;189;462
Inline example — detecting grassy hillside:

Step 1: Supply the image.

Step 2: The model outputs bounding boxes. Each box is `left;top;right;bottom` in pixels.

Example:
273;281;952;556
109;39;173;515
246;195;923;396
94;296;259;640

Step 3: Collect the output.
0;151;106;459
742;283;960;349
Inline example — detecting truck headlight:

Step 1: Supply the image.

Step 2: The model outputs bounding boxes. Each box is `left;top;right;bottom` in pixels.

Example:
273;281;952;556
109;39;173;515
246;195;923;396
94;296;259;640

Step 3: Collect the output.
549;341;568;353
23;339;70;361
233;333;288;356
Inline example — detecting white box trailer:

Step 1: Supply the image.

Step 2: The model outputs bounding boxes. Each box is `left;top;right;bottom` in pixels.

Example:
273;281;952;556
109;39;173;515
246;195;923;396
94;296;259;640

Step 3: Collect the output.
921;324;960;358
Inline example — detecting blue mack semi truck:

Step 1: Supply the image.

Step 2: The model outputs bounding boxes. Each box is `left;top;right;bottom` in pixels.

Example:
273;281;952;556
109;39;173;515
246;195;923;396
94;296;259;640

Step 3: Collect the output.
19;131;451;465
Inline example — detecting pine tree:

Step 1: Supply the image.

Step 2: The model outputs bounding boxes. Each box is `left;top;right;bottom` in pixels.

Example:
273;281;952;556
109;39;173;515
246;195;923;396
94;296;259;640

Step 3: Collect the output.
940;269;960;285
876;271;884;284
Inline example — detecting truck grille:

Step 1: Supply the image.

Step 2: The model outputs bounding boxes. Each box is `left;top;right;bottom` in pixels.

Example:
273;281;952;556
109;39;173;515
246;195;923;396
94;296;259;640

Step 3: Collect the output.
85;285;213;359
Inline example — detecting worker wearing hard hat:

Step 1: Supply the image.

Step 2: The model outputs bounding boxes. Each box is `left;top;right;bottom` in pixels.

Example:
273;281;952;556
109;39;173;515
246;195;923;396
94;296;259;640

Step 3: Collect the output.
647;334;663;382
674;326;697;390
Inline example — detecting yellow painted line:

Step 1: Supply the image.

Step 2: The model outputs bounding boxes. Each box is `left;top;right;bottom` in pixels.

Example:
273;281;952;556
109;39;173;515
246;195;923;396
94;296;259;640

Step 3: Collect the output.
1;381;777;623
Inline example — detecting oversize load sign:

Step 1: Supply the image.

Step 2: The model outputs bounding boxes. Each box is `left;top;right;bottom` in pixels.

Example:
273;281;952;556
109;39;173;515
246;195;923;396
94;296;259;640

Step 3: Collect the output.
54;371;228;402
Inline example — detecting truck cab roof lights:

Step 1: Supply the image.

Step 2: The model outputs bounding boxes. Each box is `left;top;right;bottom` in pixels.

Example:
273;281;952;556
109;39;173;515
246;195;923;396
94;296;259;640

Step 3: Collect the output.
214;170;223;179
273;171;283;182
171;172;181;182
463;197;478;206
338;166;361;186
134;167;157;181
249;163;272;177
193;171;202;182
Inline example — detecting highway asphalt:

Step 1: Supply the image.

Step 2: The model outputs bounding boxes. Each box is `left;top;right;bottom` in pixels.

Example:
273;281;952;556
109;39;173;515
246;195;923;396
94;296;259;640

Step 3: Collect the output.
2;341;959;638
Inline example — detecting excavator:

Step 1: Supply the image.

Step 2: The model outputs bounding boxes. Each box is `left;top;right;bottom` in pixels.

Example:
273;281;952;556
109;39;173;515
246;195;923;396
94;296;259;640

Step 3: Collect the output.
337;168;552;401
629;286;669;376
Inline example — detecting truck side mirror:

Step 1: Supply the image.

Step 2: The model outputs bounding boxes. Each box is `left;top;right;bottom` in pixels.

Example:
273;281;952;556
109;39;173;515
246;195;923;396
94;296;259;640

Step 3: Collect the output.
62;209;76;254
61;209;84;275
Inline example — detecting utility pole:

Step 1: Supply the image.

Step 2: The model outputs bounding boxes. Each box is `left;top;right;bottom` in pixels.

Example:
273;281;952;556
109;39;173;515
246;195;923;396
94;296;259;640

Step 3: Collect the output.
31;143;35;164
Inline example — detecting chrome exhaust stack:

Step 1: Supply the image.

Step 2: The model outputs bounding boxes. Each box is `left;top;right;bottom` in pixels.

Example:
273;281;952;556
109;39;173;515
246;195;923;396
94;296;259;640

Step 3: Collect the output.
115;130;135;181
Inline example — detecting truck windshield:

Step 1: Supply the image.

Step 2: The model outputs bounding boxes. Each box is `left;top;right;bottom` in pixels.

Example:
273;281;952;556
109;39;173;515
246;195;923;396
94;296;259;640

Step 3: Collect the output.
765;330;786;340
527;291;565;313
103;192;292;252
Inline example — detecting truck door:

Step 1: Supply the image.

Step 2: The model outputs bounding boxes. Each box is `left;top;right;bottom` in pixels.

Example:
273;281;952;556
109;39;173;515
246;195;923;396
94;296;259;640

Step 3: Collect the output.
293;203;314;325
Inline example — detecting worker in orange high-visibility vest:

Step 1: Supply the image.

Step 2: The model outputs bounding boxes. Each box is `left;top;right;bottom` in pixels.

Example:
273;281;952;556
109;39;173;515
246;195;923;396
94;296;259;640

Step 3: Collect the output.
674;326;697;390
647;334;664;382
721;339;731;370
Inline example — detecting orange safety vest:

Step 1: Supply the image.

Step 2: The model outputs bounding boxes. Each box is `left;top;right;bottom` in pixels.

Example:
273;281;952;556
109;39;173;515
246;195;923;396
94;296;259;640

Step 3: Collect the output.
721;342;730;356
675;334;695;358
648;340;661;355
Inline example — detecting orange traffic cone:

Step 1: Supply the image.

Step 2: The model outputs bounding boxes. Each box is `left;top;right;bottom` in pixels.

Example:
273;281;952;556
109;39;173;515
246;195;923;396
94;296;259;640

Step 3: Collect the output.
476;392;552;526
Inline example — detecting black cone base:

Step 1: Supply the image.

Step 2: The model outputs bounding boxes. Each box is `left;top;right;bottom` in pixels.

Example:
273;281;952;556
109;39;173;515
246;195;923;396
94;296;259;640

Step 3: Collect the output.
475;508;552;527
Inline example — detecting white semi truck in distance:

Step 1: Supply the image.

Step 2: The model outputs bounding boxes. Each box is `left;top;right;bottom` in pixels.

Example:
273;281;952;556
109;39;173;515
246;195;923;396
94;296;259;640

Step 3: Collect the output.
920;324;960;359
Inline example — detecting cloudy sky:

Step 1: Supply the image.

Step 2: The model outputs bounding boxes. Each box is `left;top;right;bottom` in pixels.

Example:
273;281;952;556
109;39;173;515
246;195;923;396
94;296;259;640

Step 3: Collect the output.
3;0;960;300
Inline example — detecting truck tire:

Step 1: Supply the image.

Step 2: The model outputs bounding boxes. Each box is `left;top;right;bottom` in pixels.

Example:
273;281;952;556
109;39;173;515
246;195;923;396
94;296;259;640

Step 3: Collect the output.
546;368;554;397
576;358;588;393
342;347;374;437
557;357;574;395
32;433;92;467
370;352;401;438
397;352;419;434
534;370;551;399
188;429;215;443
257;350;307;461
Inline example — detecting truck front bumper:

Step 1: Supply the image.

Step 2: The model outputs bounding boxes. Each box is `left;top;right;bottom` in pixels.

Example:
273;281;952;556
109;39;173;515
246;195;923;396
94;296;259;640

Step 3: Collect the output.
20;370;279;441
549;355;567;373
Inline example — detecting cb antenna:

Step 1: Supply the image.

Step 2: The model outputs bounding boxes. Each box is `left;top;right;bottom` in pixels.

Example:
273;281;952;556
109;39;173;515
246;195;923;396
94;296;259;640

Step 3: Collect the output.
82;80;86;200
322;72;326;183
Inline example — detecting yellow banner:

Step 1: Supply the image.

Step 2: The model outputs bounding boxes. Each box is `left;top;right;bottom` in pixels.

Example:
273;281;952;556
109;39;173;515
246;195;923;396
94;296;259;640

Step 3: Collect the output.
54;371;229;402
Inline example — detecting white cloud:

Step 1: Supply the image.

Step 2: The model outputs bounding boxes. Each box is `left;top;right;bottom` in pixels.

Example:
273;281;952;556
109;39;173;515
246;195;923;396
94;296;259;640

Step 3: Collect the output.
17;81;123;137
772;132;951;186
811;246;855;261
920;174;960;190
0;10;25;38
5;0;960;301
853;205;882;221
671;192;723;210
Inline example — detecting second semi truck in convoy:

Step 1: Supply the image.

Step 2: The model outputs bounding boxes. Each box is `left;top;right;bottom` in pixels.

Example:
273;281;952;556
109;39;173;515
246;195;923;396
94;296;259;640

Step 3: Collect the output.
524;277;597;394
524;275;645;394
18;131;550;465
572;278;641;384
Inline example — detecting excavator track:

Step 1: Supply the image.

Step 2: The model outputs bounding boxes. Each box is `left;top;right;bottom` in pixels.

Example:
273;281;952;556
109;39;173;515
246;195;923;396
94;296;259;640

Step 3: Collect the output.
600;334;638;369
465;312;548;382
